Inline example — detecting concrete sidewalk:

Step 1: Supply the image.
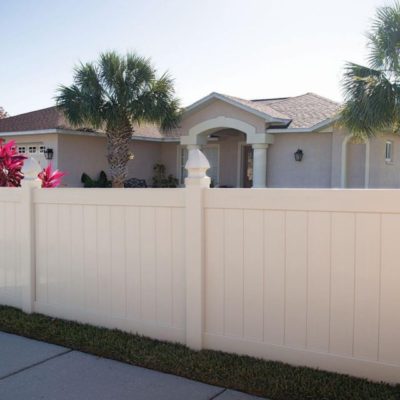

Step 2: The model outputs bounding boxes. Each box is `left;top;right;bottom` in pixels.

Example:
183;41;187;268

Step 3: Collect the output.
0;332;265;400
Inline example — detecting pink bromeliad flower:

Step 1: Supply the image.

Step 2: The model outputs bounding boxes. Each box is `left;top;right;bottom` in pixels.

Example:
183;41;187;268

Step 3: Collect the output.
38;163;65;188
0;139;26;187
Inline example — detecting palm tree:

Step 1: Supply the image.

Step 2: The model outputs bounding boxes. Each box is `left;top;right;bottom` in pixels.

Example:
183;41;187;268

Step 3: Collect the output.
56;51;180;187
340;2;400;139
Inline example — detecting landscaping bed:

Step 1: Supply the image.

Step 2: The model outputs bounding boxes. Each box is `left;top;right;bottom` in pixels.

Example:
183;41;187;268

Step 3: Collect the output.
0;305;398;400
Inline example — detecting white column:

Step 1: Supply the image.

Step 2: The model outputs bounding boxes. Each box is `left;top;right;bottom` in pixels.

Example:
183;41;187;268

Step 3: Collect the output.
340;135;351;188
20;157;42;313
252;144;268;188
184;149;210;350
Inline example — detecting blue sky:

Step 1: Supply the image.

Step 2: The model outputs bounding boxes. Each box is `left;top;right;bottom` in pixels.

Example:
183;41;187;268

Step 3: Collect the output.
0;0;386;115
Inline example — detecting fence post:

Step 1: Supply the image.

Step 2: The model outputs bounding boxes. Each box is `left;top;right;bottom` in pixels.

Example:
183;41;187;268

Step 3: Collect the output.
20;158;41;313
184;148;210;350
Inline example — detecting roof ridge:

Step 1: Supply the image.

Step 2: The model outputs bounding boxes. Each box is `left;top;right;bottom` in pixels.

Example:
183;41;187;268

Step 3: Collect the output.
213;93;290;121
251;97;289;102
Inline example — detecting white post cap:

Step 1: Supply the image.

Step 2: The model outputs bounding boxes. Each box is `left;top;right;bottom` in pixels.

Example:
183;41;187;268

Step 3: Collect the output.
184;149;211;187
185;149;210;179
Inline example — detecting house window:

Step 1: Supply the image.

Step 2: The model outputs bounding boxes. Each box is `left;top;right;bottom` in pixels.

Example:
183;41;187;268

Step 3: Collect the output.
179;145;220;186
16;144;45;155
385;141;393;162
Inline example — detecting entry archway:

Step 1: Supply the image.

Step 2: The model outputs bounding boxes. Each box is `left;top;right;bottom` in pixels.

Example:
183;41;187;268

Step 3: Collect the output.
180;116;274;187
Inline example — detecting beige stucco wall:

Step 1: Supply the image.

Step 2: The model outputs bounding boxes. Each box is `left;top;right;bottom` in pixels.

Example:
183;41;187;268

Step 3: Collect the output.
330;128;346;188
267;132;333;188
58;134;108;187
58;135;165;187
160;142;180;179
127;140;162;185
368;133;400;188
330;130;400;189
346;140;366;188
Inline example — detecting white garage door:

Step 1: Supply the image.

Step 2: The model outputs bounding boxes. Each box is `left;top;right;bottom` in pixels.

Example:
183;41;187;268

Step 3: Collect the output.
16;143;47;168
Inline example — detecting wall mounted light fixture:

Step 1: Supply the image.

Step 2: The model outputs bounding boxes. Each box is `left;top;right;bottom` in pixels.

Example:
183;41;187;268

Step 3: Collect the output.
294;149;303;162
44;148;54;160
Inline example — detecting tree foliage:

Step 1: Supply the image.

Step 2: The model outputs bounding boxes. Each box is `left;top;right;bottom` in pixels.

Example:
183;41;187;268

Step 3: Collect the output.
0;107;8;119
56;51;181;187
340;1;400;138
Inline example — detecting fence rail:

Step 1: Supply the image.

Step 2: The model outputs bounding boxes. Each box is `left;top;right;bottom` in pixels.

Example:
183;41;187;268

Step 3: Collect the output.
0;184;399;383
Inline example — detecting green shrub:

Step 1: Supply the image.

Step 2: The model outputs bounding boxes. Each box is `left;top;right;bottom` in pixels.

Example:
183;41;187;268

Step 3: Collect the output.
81;171;112;188
152;163;178;188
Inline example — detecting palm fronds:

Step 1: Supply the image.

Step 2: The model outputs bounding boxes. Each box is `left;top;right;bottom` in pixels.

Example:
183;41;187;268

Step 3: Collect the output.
55;51;181;186
340;1;400;137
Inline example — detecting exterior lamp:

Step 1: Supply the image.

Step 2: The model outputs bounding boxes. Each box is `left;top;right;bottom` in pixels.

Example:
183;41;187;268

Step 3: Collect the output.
44;148;54;160
294;149;303;162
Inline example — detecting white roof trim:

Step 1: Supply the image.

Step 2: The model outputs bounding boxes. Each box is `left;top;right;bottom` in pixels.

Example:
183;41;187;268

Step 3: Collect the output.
0;128;104;137
184;92;291;124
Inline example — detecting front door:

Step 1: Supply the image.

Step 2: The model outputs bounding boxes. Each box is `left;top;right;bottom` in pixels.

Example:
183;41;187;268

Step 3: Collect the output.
242;145;253;188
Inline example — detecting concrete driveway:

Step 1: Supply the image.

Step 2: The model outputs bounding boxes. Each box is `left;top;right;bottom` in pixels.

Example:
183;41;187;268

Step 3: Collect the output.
0;332;265;400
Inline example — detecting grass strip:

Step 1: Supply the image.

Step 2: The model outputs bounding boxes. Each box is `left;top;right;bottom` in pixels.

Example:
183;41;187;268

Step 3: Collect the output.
0;305;399;400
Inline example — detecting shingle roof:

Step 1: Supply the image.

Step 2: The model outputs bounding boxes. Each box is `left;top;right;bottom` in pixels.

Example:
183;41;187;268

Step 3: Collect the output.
223;94;290;121
252;93;340;129
0;93;340;137
187;92;340;129
0;106;170;138
0;107;70;132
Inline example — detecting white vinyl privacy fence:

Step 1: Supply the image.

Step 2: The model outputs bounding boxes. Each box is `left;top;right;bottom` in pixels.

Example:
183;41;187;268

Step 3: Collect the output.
0;161;400;383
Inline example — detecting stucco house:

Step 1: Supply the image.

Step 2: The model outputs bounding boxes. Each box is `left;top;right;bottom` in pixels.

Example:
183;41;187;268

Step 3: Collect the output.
0;92;398;188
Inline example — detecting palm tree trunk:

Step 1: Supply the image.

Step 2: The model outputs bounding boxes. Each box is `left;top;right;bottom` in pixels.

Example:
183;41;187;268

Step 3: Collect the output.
106;122;133;188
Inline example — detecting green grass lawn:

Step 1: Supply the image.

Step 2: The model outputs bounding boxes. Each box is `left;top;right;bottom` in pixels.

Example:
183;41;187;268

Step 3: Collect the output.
0;305;398;400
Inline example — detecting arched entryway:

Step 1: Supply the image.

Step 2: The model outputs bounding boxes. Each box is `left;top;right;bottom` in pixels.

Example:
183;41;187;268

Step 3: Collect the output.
180;116;274;187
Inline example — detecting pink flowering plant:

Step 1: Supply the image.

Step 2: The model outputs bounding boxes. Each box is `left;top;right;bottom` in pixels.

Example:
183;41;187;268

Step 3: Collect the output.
0;139;64;188
38;163;65;188
0;139;26;186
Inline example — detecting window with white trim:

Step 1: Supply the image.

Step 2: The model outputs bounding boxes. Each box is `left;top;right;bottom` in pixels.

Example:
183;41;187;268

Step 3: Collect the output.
16;143;45;156
385;141;393;162
179;145;220;186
